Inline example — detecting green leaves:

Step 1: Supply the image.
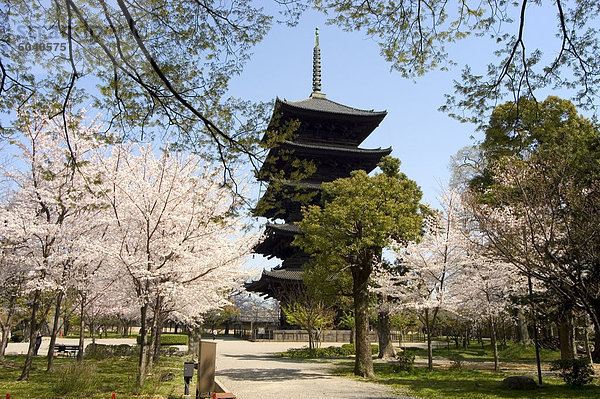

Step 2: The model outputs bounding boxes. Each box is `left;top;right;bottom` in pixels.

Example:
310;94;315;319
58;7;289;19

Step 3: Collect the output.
294;157;423;283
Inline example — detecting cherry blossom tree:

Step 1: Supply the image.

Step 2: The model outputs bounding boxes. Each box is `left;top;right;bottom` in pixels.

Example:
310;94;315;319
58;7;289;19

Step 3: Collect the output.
449;246;526;371
376;189;465;371
94;143;256;387
0;105;106;379
0;248;27;359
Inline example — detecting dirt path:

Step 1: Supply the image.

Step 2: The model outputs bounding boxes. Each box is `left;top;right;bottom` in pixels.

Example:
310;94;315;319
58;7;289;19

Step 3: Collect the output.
214;338;411;399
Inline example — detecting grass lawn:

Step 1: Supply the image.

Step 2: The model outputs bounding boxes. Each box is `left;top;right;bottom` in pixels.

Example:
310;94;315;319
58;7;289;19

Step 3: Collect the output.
324;341;598;398
332;361;600;399
0;354;189;398
402;341;562;364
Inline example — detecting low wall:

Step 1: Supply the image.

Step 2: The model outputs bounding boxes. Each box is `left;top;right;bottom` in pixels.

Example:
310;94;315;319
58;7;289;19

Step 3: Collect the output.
270;329;377;343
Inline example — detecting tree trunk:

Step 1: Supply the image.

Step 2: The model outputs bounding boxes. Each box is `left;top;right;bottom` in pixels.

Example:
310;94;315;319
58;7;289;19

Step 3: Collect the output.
63;306;70;337
77;295;85;362
584;323;594;365
352;262;374;379
147;297;162;373
47;290;64;371
0;321;9;359
153;325;162;362
425;310;433;372
558;310;575;360
0;294;17;359
308;328;314;357
377;303;396;359
489;316;499;372
137;303;149;390
516;310;531;345
350;326;355;344
594;325;600;362
188;326;201;355
91;320;96;345
18;289;41;381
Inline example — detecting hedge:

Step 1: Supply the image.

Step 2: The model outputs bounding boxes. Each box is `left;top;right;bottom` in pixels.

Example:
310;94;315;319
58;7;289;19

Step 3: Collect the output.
135;333;188;346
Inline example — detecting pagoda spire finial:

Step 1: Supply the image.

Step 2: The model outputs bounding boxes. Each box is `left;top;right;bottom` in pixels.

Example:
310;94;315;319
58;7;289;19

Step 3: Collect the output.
311;27;325;98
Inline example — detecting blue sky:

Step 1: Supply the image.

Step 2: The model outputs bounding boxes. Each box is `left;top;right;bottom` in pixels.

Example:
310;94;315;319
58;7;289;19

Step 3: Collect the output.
228;3;583;206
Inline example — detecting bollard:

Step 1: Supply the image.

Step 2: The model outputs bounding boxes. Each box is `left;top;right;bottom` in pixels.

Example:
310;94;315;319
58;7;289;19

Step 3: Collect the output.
183;360;196;396
111;393;115;399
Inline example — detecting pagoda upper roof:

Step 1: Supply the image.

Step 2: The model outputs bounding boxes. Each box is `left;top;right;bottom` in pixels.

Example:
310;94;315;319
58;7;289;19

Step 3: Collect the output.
278;95;387;118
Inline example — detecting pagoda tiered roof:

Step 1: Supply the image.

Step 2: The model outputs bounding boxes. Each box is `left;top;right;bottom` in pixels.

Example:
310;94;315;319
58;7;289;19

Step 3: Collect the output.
257;141;392;184
245;267;304;299
254;223;301;259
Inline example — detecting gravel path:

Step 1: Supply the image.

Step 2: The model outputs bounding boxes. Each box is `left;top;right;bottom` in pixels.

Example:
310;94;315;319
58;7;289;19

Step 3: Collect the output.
214;338;411;399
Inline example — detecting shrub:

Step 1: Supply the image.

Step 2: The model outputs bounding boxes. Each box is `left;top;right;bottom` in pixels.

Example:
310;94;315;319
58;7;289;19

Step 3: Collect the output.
85;343;138;359
340;343;379;355
136;333;188;346
392;351;415;373
280;344;380;359
550;358;595;386
9;329;23;342
53;362;97;395
160;333;188;346
448;354;465;370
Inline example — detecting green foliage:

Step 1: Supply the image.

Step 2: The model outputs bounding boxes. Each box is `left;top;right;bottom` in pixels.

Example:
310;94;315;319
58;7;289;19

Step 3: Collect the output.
401;341;562;364
282;296;335;354
338;311;355;329
342;343;379;355
377;155;401;178
135;333;188;346
9;329;24;342
447;354;465;370
471;96;600;196
392;351;415;373
278;343;378;359
279;345;353;359
53;362;97;396
203;305;239;328
550;358;595;386
283;300;335;333
295;158;424;298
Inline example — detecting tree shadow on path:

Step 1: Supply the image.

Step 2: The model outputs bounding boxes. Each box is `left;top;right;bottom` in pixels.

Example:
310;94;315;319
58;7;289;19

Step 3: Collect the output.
217;367;330;381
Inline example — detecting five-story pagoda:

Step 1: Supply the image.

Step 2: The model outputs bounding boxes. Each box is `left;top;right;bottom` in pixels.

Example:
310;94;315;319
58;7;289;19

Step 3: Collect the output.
247;28;392;304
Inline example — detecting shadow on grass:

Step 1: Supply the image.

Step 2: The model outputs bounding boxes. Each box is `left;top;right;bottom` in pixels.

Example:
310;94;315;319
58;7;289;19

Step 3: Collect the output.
1;354;187;399
330;362;600;399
